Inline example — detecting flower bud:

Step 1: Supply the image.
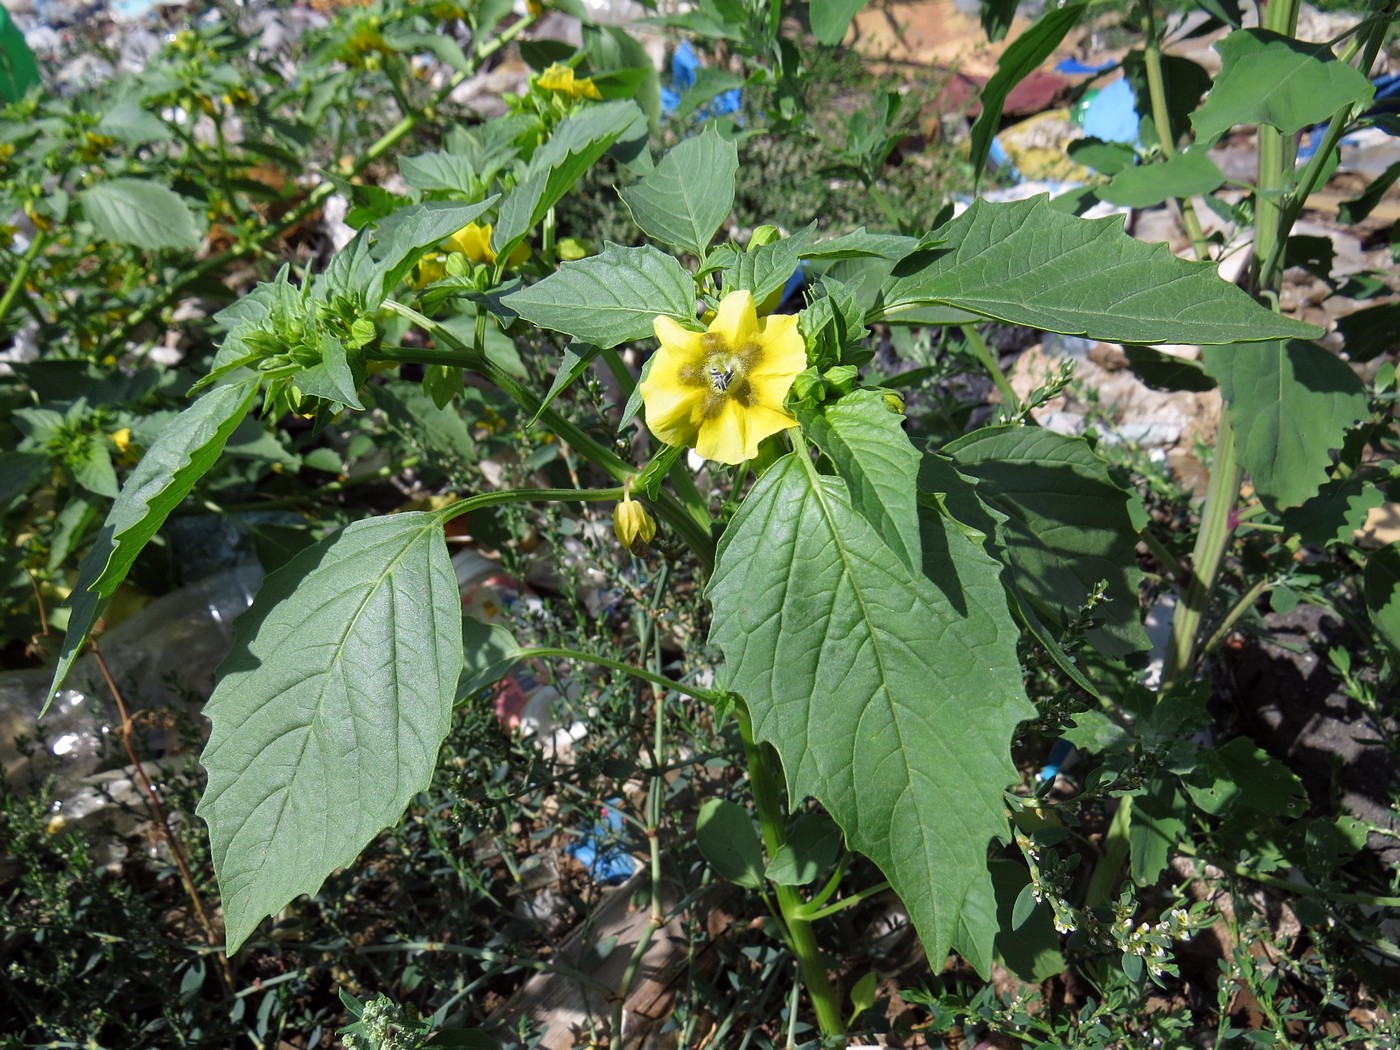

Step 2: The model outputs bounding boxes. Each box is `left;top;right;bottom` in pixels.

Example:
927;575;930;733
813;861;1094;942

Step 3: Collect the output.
614;496;656;555
748;225;781;250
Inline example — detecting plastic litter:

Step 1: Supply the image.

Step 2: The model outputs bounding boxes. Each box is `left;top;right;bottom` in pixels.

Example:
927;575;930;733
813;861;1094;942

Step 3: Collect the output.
1076;77;1140;146
1038;738;1076;782
1056;56;1115;76
993;108;1092;182
0;564;261;799
565;799;636;885
454;547;589;754
660;40;741;120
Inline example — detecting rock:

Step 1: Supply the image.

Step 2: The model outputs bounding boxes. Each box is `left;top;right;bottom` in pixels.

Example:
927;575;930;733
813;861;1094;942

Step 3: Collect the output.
1007;337;1222;494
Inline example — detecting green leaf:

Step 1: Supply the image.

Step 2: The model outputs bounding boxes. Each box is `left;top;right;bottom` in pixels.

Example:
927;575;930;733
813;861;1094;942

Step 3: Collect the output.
809;0;868;45
1192;29;1375;142
919;455;1108;703
501;243;695;349
72;438;118;499
802;390;922;571
375;382;476;464
1365;544;1400;656
1335;301;1400;363
979;0;1018;43
674;67;747;121
368;198;498;301
0;450;47;506
78;178;204;251
765;811;843;886
945;426;1149;658
399;150;478;195
1123;346;1217;392
1130;778;1186;885
382;29;471;73
198;513;463;954
804;228;920;261
96;101;172;144
1123;53;1212;149
718;223;814;307
696;798;766;889
989;860;1065;983
875;197;1319;344
1280;475;1384;547
620;124;738;258
46;378;261;709
1339;159;1400;225
848;970;879;1023
1069;138;1138;177
968;0;1089;180
458;615;521;699
493;101;645;259
297;332;363;411
1182;738;1307;818
531;343;602;425
709;454;1033;975
1202;340;1368;509
1098;149;1225;208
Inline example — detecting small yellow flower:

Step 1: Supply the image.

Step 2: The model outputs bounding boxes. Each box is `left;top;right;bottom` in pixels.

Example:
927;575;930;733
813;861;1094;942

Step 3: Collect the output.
445;222;530;267
109;428;133;454
614;494;656;554
640;290;806;465
413;252;447;288
537;63;602;101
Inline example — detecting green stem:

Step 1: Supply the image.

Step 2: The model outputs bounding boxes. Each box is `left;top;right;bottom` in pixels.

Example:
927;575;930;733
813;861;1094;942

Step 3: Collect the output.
735;702;845;1043
435;485;621;518
1255;5;1395;291
377;303;716;572
961;325;1020;410
1251;0;1302;290
0;229;48;333
1196;577;1270;664
796;880;891;922
1162;412;1242;686
864;180;903;232
515;645;716;705
608;563;672;1050
1086;795;1134;907
1141;0;1210;260
1138;526;1188;584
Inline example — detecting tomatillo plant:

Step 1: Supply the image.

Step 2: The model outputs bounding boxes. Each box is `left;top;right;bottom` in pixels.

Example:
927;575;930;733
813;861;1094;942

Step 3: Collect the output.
40;4;1368;1045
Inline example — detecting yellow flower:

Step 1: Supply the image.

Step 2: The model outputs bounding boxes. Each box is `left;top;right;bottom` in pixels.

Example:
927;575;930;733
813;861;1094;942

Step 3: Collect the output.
640;290;806;465
614;494;656;554
445;222;530;267
413;251;447;288
109;428;133;455
537;63;602;101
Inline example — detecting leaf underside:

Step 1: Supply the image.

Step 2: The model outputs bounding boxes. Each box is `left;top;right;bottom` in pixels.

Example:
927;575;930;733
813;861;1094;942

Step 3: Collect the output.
198;513;463;953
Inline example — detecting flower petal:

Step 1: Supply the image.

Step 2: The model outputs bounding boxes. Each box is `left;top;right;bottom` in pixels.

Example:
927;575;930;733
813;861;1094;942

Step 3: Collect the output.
751;313;806;379
709;291;762;349
653;316;705;358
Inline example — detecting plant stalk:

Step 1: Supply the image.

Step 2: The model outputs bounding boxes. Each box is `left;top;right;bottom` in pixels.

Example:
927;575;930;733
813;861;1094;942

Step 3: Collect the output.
376;307;717;572
1162;411;1243;685
92;647;234;994
735;702;845;1043
1141;1;1211;259
962;324;1020;410
0;229;48;334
